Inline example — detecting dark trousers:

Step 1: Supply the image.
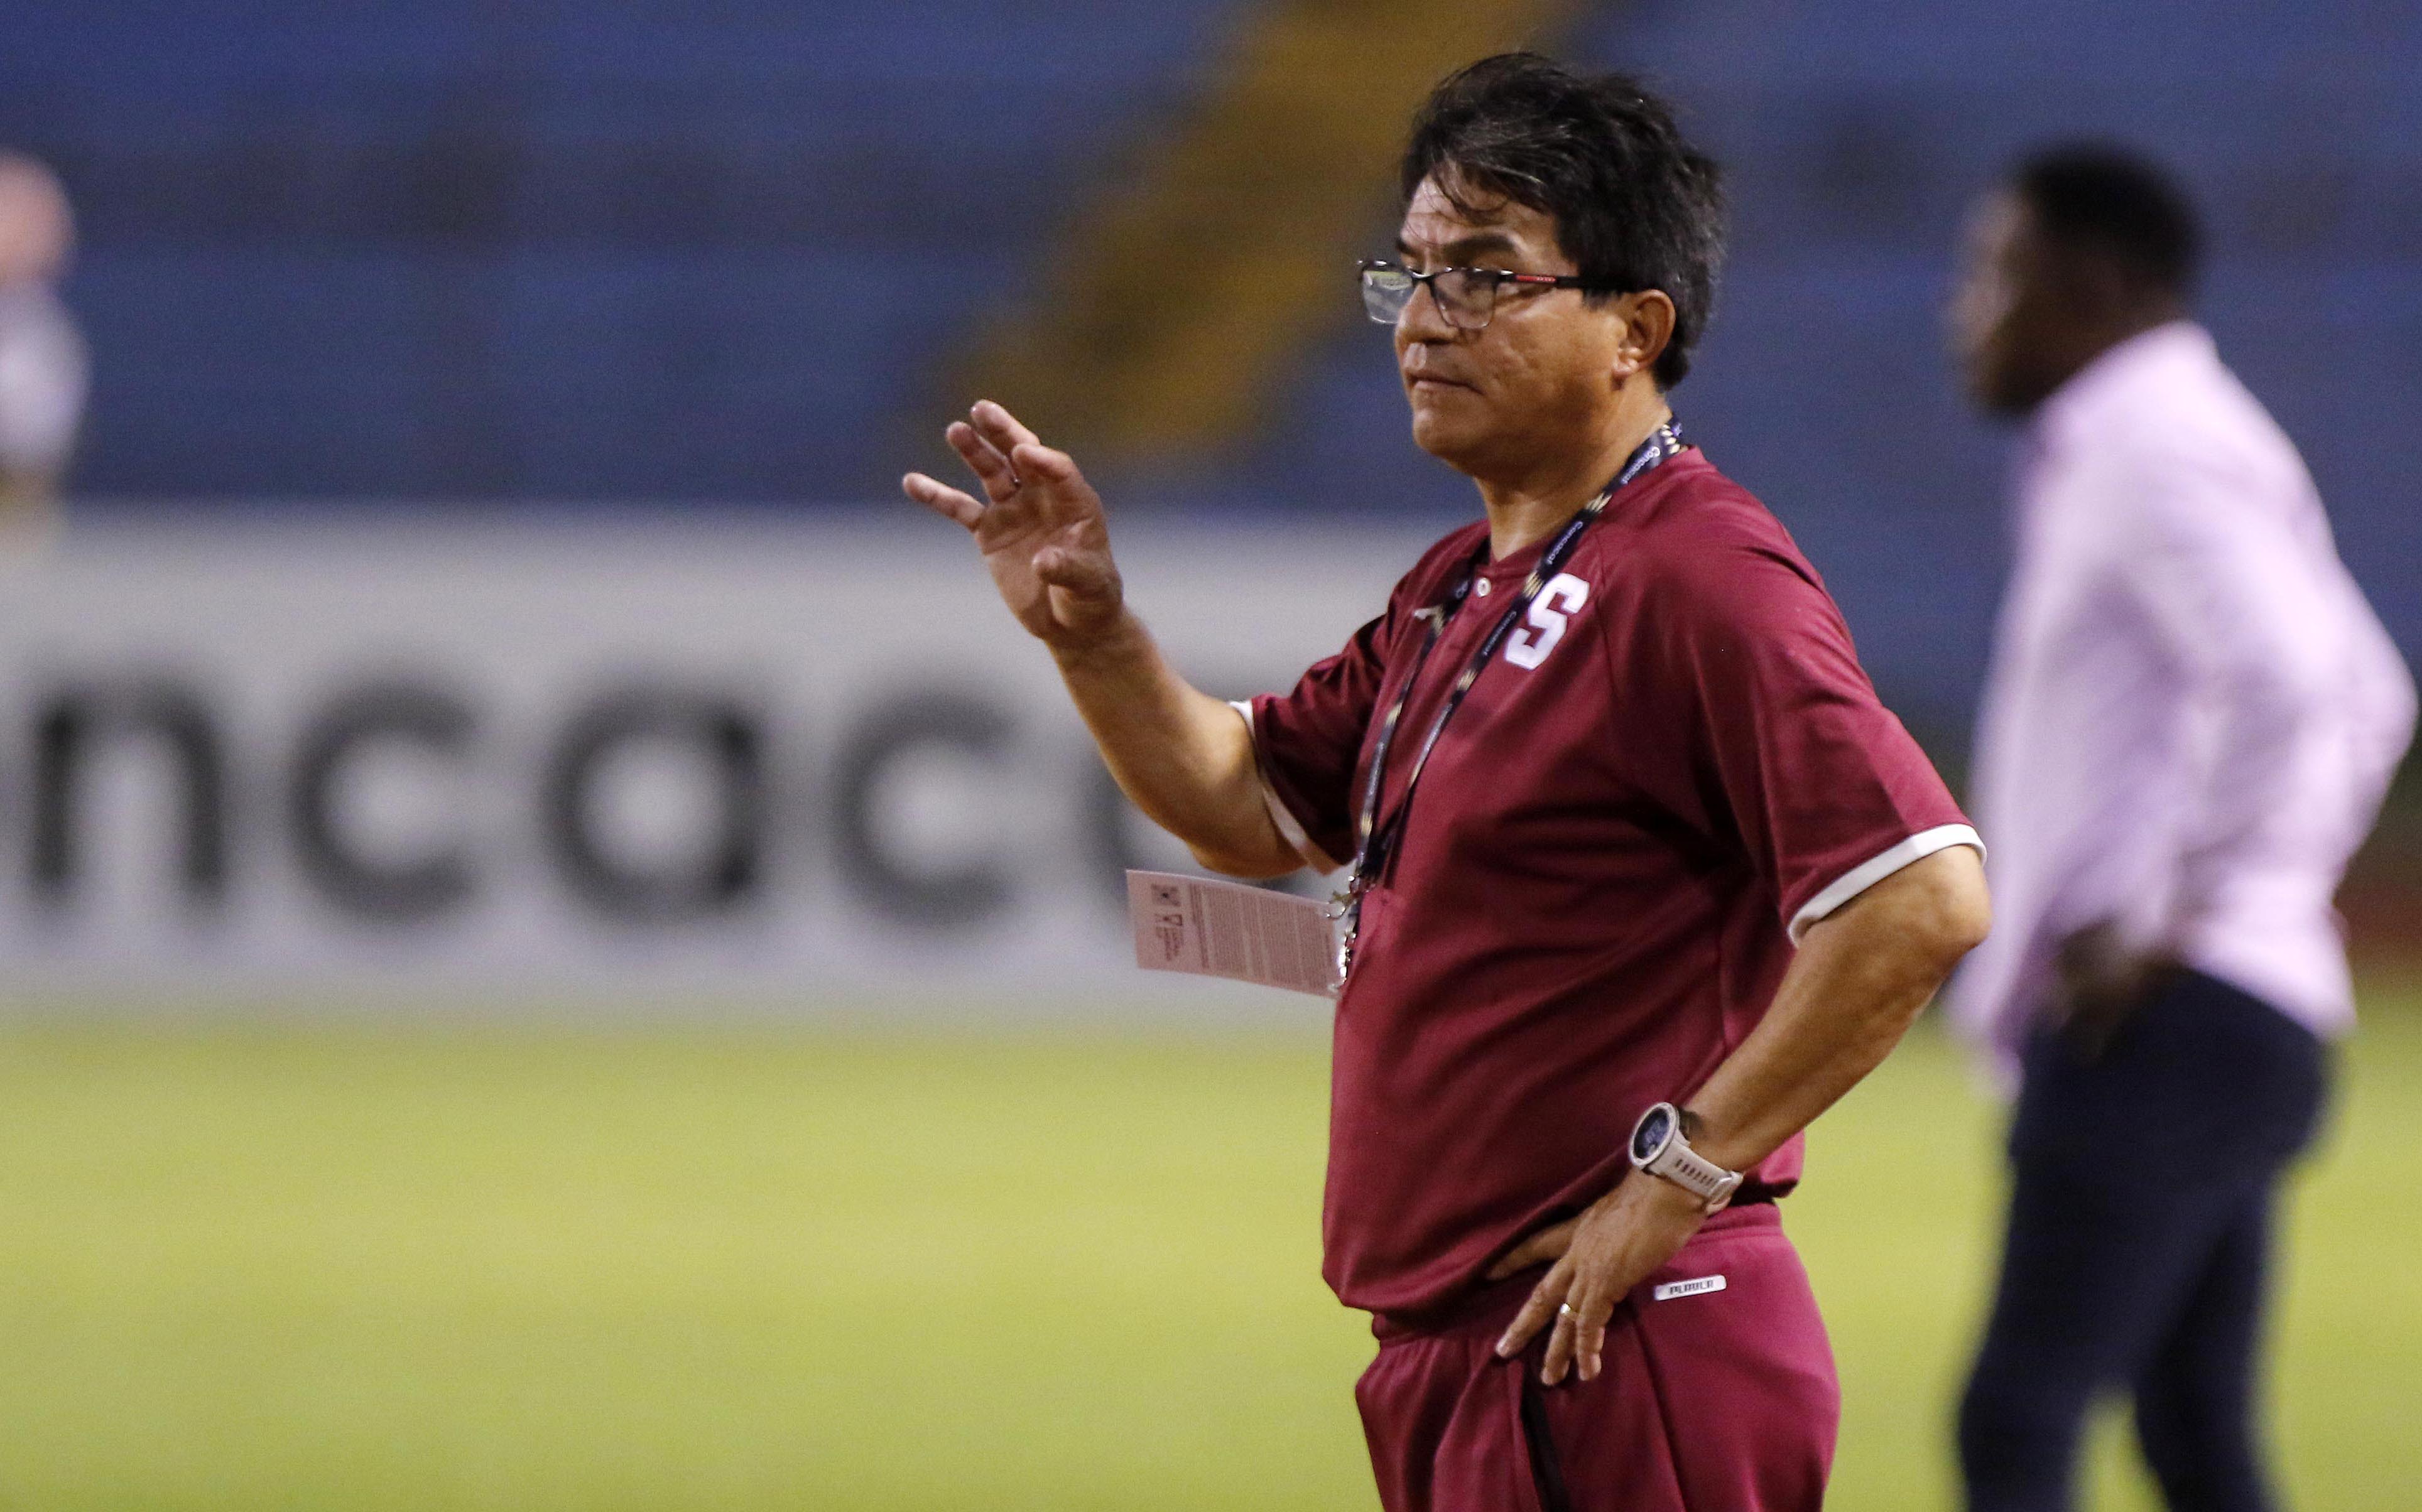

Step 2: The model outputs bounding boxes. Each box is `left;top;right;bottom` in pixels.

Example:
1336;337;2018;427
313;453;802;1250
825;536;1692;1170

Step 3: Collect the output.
1958;969;2329;1512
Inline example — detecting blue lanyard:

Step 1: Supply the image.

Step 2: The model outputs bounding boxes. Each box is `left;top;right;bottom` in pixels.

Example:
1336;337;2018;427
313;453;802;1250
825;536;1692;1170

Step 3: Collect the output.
1333;422;1687;969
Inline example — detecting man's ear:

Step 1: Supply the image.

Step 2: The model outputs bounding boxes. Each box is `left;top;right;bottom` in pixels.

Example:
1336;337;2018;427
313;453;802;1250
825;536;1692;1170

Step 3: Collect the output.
2042;242;2135;329
1612;290;1678;384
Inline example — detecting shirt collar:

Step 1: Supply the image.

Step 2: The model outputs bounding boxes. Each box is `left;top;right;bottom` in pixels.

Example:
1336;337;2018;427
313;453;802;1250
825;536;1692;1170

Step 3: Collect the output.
2030;318;2215;456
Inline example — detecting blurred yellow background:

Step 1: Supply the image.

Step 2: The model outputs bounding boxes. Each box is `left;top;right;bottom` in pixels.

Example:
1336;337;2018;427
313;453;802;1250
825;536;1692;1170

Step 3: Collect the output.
3;995;2414;1510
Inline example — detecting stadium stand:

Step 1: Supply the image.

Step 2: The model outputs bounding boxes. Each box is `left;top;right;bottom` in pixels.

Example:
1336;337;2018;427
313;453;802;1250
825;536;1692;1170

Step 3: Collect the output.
3;0;2417;728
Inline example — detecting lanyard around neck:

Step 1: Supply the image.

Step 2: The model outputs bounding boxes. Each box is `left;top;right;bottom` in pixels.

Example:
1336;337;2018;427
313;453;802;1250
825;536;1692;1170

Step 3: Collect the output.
1345;421;1687;897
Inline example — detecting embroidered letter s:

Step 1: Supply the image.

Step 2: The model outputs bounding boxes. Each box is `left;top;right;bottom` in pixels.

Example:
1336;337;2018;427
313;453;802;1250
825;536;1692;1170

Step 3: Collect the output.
1503;573;1590;670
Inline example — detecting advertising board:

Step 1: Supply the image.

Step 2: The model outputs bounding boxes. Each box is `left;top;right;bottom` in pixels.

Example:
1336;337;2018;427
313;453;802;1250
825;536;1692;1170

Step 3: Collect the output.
0;513;1434;1010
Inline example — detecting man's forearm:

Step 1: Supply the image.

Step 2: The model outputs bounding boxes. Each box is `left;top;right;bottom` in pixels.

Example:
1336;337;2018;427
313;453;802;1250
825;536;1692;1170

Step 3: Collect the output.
1052;610;1300;878
1685;847;1990;1174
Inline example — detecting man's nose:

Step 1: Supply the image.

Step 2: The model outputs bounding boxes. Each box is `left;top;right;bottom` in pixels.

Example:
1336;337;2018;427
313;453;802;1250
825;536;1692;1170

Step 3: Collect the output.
1397;279;1459;345
1945;278;1994;351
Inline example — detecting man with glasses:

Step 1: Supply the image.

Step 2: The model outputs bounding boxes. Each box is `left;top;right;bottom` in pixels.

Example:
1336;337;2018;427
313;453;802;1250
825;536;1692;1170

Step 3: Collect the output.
904;53;1989;1511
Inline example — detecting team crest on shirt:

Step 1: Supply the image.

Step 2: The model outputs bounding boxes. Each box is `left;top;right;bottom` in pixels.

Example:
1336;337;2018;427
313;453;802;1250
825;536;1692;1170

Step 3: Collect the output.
1504;573;1590;669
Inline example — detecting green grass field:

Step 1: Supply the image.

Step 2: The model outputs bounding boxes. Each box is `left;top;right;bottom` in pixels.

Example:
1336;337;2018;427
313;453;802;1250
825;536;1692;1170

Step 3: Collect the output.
1;995;2416;1510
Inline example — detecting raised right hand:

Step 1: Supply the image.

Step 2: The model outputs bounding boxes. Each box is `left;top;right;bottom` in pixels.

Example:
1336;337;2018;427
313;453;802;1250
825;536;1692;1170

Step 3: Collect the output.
902;401;1126;654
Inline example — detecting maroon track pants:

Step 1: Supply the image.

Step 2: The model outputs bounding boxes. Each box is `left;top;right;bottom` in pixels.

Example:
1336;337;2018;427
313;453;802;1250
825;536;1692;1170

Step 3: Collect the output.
1355;1204;1839;1512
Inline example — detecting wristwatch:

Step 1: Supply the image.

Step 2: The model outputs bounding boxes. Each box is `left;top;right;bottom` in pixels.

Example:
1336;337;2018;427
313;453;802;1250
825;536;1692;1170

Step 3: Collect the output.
1628;1102;1742;1213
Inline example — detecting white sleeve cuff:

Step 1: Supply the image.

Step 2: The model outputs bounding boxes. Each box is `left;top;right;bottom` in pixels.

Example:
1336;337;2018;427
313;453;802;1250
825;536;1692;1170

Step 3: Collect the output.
1788;823;1984;944
1230;700;1342;875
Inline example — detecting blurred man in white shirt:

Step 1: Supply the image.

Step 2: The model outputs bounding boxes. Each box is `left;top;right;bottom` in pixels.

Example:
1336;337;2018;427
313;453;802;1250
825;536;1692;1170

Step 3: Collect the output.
0;153;88;529
1948;146;2414;1512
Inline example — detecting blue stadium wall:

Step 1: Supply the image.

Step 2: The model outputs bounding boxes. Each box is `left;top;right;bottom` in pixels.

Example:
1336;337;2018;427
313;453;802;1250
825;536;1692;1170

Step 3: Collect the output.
5;0;2418;732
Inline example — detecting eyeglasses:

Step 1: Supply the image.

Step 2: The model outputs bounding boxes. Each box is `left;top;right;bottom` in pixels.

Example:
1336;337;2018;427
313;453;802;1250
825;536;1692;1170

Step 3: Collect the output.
1358;259;1614;332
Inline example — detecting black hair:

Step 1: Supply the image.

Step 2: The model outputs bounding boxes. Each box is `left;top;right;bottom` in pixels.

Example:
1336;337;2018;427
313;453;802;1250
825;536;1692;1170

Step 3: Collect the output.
1399;52;1727;388
2013;144;2201;298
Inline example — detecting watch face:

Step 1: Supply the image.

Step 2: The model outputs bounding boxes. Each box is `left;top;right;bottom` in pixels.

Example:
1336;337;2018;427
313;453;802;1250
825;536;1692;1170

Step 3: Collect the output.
1632;1105;1673;1163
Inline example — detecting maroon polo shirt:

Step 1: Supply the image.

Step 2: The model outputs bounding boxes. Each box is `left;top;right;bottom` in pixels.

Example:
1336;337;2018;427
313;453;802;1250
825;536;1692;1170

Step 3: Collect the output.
1249;449;1973;1322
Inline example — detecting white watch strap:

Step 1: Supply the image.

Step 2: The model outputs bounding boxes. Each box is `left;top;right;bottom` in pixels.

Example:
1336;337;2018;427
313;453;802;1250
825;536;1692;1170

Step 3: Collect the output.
1632;1103;1744;1212
1644;1140;1740;1211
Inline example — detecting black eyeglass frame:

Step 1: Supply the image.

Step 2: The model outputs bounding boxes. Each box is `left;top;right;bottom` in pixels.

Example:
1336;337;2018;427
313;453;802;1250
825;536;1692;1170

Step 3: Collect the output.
1357;258;1622;332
